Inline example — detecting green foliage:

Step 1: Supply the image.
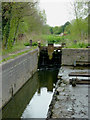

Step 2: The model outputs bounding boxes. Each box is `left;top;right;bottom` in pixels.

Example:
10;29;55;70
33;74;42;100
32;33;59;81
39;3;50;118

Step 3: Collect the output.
24;42;37;46
32;42;38;46
65;42;89;48
72;1;88;19
47;35;60;43
2;41;26;56
65;1;88;42
2;0;89;55
49;27;53;34
40;35;64;44
64;17;88;42
1;46;37;63
2;1;48;49
49;21;70;35
24;42;30;46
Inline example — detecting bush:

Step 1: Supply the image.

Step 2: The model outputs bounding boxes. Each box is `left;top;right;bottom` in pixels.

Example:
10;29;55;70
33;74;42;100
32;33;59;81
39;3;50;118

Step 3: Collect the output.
77;43;88;48
24;42;38;46
24;42;30;46
66;42;89;48
32;42;38;46
46;35;63;44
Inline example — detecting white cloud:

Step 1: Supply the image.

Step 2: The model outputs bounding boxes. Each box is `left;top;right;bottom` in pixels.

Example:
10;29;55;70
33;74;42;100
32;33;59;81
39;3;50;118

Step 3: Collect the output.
39;0;74;26
40;0;71;3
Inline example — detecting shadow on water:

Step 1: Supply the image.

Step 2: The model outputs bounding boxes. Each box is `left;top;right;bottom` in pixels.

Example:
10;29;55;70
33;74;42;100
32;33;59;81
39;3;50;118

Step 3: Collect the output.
2;69;59;118
2;72;38;118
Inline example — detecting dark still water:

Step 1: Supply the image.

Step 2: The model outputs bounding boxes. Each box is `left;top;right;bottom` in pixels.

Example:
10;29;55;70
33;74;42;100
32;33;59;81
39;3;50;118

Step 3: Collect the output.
2;69;58;118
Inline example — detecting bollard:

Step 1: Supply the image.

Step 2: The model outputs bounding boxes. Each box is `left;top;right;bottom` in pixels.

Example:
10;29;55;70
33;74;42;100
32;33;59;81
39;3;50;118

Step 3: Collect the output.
74;40;77;44
30;40;32;46
61;42;66;47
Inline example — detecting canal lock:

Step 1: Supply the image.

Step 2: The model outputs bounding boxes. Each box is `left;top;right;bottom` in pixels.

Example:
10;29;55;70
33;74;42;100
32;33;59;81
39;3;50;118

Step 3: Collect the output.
38;44;62;70
2;44;62;118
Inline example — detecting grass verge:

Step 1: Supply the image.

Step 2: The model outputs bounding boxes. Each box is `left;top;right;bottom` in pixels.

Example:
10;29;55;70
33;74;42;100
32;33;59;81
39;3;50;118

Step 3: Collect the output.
1;46;37;64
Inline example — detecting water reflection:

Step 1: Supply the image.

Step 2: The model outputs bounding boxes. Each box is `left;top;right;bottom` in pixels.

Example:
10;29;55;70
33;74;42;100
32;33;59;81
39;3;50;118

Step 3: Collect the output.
22;87;53;118
2;70;58;118
38;70;58;92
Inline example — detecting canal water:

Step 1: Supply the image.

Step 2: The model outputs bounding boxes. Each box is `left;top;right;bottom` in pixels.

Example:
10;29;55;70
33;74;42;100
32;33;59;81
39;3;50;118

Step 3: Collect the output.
2;69;59;118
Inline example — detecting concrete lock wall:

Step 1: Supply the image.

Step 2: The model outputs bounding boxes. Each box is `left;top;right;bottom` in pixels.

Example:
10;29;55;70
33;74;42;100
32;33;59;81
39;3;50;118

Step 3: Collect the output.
62;48;89;66
1;49;38;109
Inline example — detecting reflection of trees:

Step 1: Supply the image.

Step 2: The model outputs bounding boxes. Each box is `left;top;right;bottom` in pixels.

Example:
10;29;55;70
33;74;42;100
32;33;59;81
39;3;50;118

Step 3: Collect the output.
2;72;38;118
37;70;58;93
38;50;49;68
47;73;53;92
2;70;58;118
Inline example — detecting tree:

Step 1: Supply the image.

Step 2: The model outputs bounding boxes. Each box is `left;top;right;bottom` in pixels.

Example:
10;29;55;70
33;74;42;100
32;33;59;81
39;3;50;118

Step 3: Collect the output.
12;2;38;45
50;21;70;35
2;1;47;49
69;0;88;41
49;27;53;34
2;2;13;48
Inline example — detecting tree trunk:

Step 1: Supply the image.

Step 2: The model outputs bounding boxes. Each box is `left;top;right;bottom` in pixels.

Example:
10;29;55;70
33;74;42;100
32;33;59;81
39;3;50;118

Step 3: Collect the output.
4;4;12;49
13;18;20;45
74;3;81;41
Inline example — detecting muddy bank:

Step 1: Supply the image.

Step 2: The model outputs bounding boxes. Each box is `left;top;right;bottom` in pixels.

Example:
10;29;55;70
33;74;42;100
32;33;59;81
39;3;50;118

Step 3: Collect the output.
47;66;89;119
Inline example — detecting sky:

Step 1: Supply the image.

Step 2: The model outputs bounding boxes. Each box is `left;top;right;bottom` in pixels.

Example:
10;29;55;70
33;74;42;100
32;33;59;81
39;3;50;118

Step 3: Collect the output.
39;0;74;27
